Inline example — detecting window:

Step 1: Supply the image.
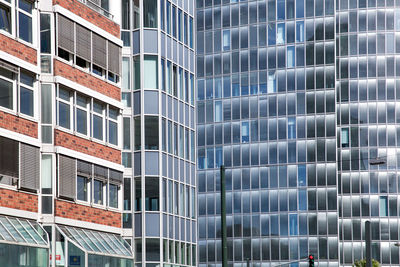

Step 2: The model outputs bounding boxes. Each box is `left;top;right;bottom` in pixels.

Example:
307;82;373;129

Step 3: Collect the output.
108;107;118;145
144;55;158;89
93;179;104;205
145;116;159;150
277;23;285;44
0;68;14;110
109;183;119;208
40;13;52;73
77;175;89;202
57;86;119;145
144;0;157;28
0;3;11;33
58;87;71;129
145;177;159;211
57;15;121;82
341;128;349;147
75;95;88;135
18;0;33;43
92;101;104;141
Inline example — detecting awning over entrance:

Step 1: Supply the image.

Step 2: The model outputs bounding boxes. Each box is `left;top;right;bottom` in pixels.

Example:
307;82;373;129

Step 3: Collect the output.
0;215;49;248
57;225;133;258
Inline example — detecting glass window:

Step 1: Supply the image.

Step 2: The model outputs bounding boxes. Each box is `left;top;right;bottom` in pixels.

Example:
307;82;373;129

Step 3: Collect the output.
223;30;230;51
109;183;119;208
145;116;159;150
380;196;388;216
0;3;11;33
144;55;158;89
77;175;89;202
20;85;33;116
41;154;52;194
143;0;157;28
108;107;118;145
93;179;104;205
92;101;104;140
58;88;71;129
277;23;285;44
18;0;32;43
76;95;88;135
341;128;349;147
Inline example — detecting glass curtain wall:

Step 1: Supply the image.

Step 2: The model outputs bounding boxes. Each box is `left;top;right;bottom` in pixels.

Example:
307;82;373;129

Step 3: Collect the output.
337;1;400;266
121;0;197;267
196;0;338;266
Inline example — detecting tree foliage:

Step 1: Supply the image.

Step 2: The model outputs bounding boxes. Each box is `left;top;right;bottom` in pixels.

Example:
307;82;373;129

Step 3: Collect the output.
353;259;380;267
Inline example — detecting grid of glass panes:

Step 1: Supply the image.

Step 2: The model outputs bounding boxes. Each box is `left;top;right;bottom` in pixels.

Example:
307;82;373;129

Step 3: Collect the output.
197;0;338;265
120;0;197;266
336;1;400;266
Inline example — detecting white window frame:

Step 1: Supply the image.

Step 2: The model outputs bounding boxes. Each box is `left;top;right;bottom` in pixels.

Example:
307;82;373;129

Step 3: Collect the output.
91;100;105;142
16;0;35;45
74;92;90;137
92;178;106;207
56;86;73;131
76;174;91;203
0;69;16;113
18;71;35;117
108;182;120;209
107;105;119;146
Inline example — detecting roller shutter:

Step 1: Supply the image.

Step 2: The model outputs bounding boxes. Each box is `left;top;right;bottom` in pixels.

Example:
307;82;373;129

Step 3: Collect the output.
58;155;76;199
20;143;40;191
57;15;74;53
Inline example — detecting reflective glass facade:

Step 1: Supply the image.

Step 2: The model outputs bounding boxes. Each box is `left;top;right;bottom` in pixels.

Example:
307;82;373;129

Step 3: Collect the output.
196;0;338;266
337;0;400;266
121;0;197;266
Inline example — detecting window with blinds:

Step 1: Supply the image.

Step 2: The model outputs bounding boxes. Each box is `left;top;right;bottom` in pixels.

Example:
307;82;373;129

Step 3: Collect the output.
56;14;121;79
58;156;123;208
0;136;19;186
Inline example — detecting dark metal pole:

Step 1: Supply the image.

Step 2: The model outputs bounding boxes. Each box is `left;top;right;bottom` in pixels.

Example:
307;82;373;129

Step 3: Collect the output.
247;258;250;267
366;220;372;267
220;165;227;267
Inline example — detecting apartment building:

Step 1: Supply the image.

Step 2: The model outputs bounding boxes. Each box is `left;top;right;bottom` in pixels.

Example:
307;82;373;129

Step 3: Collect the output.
0;0;133;266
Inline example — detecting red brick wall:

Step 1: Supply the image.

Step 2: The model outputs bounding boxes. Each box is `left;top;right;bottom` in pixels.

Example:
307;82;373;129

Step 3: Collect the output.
0;111;38;138
54;129;121;164
55;199;121;228
53;0;120;38
0;188;38;213
0;34;37;65
54;59;121;101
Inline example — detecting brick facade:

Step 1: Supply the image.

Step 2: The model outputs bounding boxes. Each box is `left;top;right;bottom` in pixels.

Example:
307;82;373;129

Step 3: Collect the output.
54;129;121;164
0;188;38;213
0;34;37;65
54;59;121;101
55;199;121;228
0;111;38;138
53;0;120;38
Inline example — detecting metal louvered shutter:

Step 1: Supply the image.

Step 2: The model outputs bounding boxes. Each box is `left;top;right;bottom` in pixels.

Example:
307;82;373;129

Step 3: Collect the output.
108;42;121;75
0;136;18;178
76;24;91;62
77;160;92;177
94;165;108;181
92;34;107;69
59;155;76;200
20;144;40;191
109;169;123;183
57;15;74;53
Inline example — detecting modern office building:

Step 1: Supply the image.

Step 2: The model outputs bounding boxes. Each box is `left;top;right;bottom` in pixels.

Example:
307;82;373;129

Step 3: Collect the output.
119;0;197;266
0;0;133;266
337;1;400;266
196;0;400;267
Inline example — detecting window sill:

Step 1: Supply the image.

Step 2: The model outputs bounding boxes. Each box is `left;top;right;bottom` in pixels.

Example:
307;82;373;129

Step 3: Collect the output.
55;56;120;88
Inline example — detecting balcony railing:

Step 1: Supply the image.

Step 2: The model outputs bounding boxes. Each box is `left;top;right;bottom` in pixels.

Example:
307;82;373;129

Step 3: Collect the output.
77;0;113;19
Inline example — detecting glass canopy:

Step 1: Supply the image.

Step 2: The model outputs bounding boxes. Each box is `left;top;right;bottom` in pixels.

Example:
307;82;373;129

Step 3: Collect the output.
57;225;133;258
0;215;49;247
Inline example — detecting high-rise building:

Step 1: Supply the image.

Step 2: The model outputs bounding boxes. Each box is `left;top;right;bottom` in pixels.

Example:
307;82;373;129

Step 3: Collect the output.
119;0;197;266
0;0;134;266
196;0;400;267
